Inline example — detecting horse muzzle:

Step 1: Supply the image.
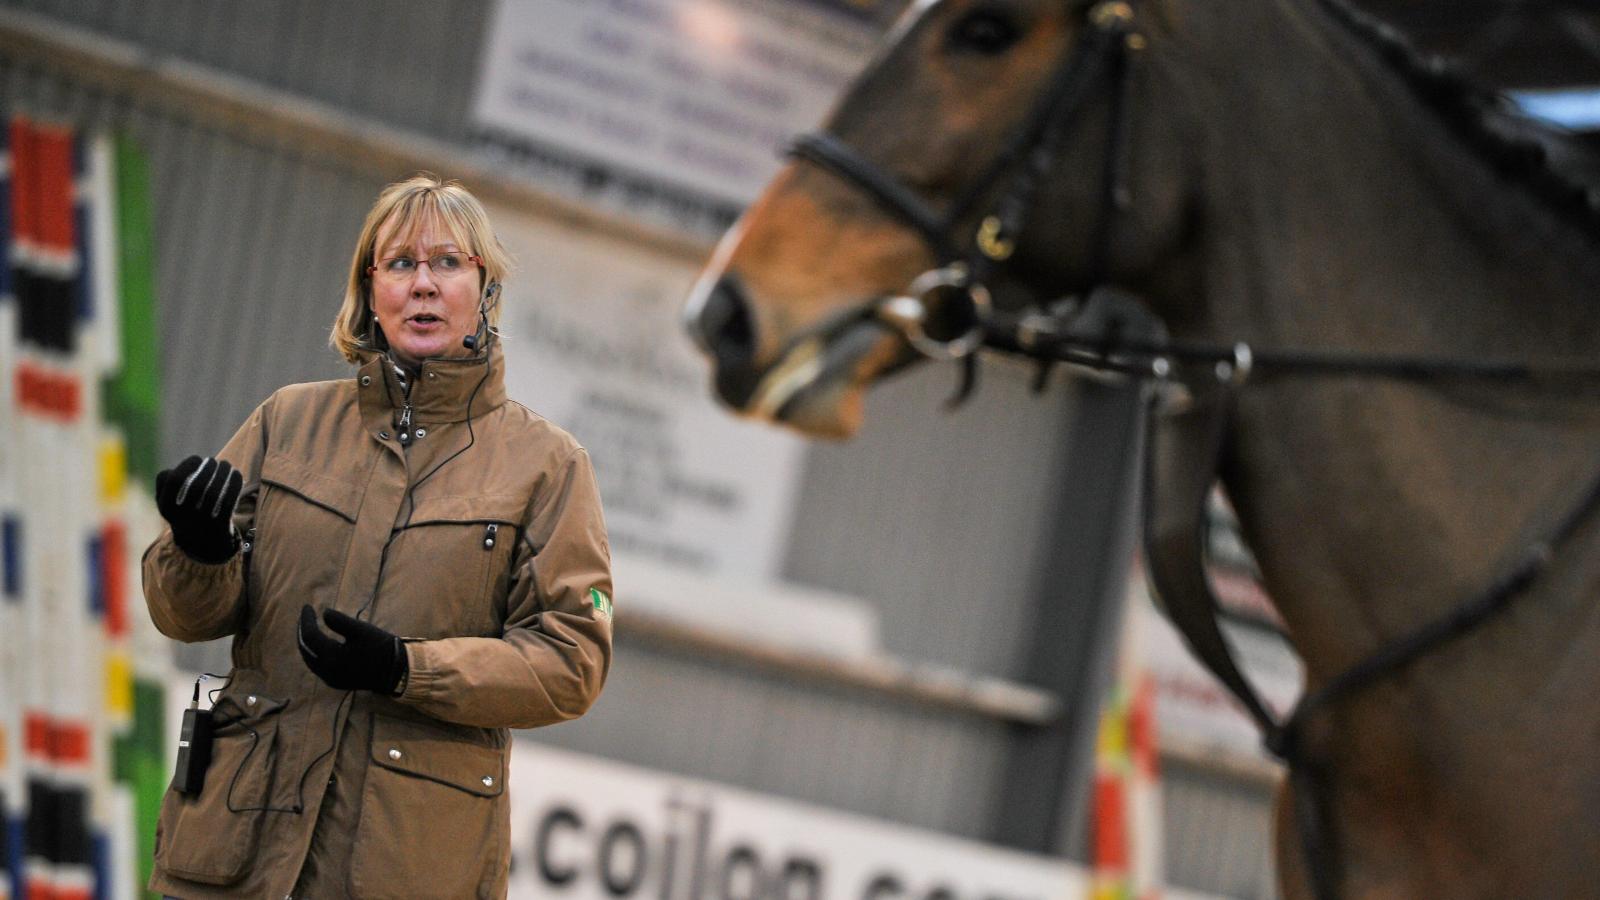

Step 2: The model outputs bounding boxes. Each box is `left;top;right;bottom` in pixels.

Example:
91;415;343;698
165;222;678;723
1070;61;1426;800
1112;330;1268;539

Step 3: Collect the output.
685;266;981;436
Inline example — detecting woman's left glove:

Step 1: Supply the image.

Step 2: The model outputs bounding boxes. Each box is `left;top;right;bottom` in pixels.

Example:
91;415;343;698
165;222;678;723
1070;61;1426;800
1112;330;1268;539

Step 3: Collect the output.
297;606;409;695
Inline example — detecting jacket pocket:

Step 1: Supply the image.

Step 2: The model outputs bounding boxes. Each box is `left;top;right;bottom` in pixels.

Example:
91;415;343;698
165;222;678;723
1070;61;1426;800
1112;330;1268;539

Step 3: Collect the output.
349;713;508;899
248;453;362;647
380;494;525;639
153;693;289;885
259;452;362;521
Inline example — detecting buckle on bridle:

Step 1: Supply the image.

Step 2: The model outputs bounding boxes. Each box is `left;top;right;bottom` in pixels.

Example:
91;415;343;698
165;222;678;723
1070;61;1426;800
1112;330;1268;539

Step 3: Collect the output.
877;265;993;361
1089;0;1135;29
976;216;1016;262
1215;342;1254;386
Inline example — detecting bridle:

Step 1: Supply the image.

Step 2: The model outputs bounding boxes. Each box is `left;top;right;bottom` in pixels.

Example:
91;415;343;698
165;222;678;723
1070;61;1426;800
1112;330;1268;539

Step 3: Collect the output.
785;0;1141;395
792;0;1139;275
784;2;1600;897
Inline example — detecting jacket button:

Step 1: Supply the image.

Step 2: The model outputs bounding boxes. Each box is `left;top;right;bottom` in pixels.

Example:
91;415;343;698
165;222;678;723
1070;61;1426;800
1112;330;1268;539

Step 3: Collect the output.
415;428;427;438
482;776;494;788
246;695;257;706
389;748;402;760
379;431;391;440
360;375;371;386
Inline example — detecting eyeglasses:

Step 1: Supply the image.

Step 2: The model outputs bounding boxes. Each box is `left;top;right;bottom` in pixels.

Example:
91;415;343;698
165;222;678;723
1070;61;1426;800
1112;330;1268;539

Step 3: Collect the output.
367;252;482;281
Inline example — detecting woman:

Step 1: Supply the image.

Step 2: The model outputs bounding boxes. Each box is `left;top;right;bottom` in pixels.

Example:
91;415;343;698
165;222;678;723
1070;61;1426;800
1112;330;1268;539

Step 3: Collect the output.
142;174;613;899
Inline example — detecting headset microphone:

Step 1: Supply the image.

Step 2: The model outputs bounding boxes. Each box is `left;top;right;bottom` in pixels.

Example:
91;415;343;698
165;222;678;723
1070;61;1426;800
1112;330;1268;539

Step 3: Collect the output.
462;282;500;352
461;321;485;352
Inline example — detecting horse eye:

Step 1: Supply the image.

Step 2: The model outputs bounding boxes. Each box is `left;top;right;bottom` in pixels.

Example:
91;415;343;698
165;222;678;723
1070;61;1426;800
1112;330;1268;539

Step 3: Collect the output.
947;9;1021;55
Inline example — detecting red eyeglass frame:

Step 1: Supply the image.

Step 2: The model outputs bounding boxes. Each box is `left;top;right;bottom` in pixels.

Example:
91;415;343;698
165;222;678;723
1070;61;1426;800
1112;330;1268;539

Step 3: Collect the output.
366;253;483;277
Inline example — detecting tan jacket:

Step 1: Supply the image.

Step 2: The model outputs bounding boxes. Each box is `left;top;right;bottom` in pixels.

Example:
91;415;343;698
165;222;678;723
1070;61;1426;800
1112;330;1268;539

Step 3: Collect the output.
143;343;612;899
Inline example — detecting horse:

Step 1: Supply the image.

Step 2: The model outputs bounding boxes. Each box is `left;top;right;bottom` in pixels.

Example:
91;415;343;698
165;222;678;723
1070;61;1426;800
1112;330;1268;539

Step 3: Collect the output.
682;0;1600;896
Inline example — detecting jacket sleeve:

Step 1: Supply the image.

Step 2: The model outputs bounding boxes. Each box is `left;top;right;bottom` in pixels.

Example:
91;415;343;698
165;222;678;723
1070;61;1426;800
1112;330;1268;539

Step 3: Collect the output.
397;447;613;729
142;401;269;643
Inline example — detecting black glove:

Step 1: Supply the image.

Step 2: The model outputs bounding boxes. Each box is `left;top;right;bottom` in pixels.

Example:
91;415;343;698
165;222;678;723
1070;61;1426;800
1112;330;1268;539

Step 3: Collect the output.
155;455;242;564
297;606;409;694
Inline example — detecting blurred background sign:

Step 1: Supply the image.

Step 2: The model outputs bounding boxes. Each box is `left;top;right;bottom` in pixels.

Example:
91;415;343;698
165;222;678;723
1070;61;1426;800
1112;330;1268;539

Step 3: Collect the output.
489;198;884;657
474;0;883;207
491;201;805;582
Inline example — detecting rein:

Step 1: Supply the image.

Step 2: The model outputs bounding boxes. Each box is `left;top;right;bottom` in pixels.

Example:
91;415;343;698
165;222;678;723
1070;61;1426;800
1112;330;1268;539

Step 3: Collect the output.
783;1;1600;896
983;307;1600;386
989;301;1600;899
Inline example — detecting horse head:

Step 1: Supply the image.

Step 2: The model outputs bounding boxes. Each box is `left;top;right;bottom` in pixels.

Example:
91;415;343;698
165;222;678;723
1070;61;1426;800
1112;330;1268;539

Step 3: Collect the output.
685;0;1198;438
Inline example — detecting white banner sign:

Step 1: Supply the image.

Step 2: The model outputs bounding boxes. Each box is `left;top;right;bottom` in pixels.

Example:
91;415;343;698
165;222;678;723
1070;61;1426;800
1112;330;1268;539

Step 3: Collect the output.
487;202;807;582
509;742;1087;900
475;0;880;205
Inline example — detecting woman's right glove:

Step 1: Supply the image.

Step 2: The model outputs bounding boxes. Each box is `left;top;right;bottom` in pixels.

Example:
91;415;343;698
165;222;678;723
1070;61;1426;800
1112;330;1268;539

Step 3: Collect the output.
297;606;409;695
155;455;242;564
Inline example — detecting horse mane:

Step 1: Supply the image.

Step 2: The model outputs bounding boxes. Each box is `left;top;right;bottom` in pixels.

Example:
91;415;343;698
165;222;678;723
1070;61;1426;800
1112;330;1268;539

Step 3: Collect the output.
1314;0;1600;237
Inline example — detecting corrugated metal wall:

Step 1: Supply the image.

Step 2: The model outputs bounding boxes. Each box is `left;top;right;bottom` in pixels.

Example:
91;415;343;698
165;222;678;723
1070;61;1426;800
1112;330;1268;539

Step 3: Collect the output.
0;4;1284;895
1164;761;1280;899
12;0;491;143
557;642;1017;838
785;360;1079;676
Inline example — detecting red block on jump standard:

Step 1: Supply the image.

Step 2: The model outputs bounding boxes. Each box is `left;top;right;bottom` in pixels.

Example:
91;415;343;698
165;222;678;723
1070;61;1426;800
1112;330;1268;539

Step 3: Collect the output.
15;362;82;420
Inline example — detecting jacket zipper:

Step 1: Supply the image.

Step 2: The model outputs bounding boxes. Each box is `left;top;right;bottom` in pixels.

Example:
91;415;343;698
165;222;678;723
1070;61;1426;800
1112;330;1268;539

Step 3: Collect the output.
397;401;414;446
483;523;498;550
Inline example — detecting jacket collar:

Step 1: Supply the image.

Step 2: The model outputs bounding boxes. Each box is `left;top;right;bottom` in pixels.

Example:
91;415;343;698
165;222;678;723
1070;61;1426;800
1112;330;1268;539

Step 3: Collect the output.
356;342;507;423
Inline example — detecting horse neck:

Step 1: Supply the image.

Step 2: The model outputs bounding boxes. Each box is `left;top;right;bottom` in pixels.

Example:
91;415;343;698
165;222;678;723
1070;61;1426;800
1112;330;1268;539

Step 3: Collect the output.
1169;0;1600;679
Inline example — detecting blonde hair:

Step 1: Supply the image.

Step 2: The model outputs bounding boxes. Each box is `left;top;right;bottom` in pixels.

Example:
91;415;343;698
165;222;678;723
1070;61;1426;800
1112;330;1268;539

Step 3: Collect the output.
330;173;513;364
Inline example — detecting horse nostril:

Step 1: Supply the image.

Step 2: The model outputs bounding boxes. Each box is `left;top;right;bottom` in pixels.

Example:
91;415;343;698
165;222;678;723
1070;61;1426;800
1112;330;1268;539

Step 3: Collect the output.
689;275;761;409
699;277;755;362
